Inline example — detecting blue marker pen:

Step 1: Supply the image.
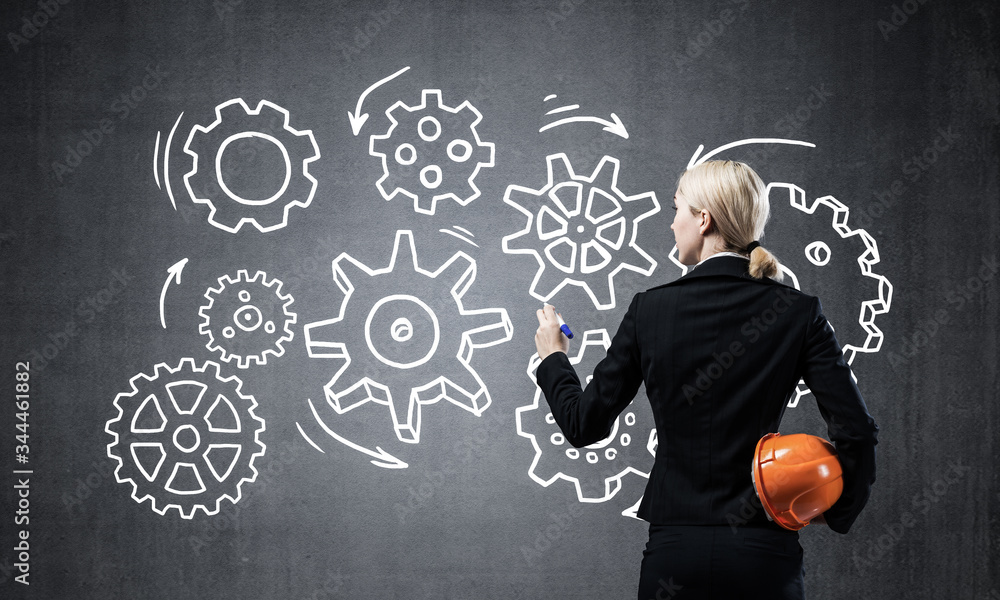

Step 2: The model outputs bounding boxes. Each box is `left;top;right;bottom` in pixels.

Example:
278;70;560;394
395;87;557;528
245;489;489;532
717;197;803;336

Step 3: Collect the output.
545;304;574;339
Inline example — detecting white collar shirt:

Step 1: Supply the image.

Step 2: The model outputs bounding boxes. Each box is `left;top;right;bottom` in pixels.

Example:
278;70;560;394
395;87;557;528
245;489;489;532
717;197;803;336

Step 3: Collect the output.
692;251;748;270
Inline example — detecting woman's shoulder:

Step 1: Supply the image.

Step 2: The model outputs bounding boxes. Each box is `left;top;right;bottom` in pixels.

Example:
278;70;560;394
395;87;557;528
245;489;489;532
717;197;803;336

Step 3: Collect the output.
640;266;823;313
643;269;812;296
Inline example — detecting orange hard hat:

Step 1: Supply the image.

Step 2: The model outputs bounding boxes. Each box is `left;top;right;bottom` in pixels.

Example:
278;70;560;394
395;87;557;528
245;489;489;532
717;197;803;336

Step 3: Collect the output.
751;432;844;531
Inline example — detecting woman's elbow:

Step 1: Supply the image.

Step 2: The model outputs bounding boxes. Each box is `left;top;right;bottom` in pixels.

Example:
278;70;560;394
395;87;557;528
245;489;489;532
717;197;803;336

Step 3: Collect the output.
565;428;610;449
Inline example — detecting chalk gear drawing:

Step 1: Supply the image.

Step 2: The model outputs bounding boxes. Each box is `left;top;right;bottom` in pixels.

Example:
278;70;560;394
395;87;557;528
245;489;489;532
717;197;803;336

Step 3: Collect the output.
669;183;893;408
502;154;660;310
304;230;513;444
370;89;495;215
199;269;296;369
105;359;266;519
183;99;320;233
517;330;656;508
765;183;892;407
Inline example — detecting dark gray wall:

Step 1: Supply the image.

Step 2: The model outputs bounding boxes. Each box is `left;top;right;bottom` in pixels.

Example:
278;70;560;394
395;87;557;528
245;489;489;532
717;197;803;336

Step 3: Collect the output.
1;0;997;598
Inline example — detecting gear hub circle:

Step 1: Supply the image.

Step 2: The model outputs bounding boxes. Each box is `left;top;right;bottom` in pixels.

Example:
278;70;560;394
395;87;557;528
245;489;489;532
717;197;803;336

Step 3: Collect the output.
183;98;320;233
364;295;440;369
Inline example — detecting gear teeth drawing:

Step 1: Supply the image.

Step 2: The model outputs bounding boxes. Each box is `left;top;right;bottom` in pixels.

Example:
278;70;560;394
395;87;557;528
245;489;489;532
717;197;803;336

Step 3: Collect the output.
516;330;656;504
502;153;660;309
369;89;495;215
304;230;512;444
669;182;893;408
105;359;266;519
182;98;320;233
199;269;297;369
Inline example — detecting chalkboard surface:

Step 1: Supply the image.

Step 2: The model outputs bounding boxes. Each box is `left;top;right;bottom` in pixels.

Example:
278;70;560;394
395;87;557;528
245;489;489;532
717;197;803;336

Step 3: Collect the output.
1;1;998;598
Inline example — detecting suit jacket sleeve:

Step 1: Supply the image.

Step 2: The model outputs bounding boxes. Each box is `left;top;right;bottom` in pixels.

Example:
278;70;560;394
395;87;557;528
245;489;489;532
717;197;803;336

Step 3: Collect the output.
536;294;644;448
799;296;880;534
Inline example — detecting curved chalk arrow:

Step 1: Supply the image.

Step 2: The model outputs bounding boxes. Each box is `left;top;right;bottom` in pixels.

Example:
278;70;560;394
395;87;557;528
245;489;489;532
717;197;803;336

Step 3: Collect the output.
159;258;188;329
348;66;412;136
164;112;184;210
306;398;408;469
539;112;629;139
687;138;816;169
296;422;325;453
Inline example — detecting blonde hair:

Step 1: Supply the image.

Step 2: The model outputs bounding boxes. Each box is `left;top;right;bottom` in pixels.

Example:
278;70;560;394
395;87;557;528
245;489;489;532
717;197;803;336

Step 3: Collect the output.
677;160;783;281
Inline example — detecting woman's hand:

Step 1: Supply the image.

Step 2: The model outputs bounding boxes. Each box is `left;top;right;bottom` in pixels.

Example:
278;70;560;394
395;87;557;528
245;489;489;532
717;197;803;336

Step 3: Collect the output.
535;304;570;361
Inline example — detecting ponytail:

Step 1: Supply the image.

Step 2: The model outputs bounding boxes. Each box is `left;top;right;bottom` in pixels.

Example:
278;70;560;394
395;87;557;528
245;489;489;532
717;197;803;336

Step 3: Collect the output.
747;244;783;281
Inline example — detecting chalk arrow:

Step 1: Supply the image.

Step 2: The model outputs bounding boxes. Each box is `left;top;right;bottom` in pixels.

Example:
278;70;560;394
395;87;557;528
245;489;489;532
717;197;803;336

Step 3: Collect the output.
539;112;629;139
687;138;816;169
159;258;188;329
306;398;408;469
348;66;411;136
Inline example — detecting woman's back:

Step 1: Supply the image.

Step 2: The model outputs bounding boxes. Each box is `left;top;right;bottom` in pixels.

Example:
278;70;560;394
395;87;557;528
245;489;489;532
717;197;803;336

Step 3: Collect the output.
538;255;877;533
631;256;873;531
532;159;879;598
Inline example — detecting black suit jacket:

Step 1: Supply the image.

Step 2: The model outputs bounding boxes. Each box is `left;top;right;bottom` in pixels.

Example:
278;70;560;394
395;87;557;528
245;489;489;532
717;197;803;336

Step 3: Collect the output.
537;256;879;534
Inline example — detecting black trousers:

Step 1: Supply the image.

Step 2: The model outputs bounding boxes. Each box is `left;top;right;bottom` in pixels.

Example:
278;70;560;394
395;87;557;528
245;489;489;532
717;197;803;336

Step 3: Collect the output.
638;524;805;600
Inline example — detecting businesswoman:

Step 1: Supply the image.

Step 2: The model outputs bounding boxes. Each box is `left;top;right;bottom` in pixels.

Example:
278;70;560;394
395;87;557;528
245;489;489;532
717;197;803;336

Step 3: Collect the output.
534;160;879;599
